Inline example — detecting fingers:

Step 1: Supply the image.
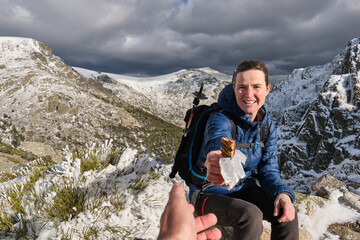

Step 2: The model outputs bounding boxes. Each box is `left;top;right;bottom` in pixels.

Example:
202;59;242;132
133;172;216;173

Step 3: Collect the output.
196;227;222;240
277;205;294;222
161;182;187;222
195;213;222;240
163;183;190;220
205;151;222;172
281;203;295;222
205;151;225;185
195;213;217;232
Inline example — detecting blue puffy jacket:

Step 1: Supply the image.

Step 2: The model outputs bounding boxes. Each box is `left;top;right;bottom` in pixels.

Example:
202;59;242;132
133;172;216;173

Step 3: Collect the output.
189;84;295;202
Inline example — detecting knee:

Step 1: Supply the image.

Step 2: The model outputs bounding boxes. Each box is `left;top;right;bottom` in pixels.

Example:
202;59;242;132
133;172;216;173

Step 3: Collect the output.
230;204;263;238
243;205;263;223
234;204;263;226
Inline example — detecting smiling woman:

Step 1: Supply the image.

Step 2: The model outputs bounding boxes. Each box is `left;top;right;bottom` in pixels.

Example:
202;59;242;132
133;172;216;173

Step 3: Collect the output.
189;60;299;239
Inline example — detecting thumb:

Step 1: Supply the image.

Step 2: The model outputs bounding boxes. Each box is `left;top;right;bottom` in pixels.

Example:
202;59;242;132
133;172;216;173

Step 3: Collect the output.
273;200;280;217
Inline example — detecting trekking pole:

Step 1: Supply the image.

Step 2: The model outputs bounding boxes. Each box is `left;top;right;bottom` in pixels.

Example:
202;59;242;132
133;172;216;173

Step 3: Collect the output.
193;81;204;107
184;81;205;137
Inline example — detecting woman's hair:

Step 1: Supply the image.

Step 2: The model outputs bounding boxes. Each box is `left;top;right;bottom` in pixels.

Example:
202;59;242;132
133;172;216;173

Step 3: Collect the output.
232;60;269;86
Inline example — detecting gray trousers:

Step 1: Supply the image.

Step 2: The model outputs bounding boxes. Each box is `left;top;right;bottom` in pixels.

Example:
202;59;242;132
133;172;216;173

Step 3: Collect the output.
193;185;299;240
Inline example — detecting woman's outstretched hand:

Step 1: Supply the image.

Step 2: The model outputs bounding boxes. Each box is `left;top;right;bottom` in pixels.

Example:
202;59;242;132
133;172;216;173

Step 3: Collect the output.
205;150;225;186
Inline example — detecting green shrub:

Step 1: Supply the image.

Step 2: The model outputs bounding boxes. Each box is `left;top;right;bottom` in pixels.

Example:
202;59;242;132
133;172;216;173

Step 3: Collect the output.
42;183;86;223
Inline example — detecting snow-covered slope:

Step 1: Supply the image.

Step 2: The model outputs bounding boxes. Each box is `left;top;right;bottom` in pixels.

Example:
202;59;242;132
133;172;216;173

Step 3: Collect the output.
1;142;359;239
0;37;182;163
0;37;119;150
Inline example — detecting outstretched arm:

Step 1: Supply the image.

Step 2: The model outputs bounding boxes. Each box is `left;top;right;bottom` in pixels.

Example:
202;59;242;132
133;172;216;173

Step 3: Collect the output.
158;182;221;240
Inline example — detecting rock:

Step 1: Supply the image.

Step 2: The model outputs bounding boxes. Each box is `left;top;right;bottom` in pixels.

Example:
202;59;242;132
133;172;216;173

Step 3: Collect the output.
46;95;70;114
310;174;347;198
260;228;271;240
294;192;326;217
0;152;24;172
19;141;63;163
299;229;313;240
343;191;360;213
218;225;312;240
22;151;37;161
328;221;360;240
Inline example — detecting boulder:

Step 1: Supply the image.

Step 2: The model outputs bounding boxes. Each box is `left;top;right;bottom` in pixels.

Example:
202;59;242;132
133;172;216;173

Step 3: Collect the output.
19;141;63;163
310;174;347;198
343;191;360;213
311;174;360;213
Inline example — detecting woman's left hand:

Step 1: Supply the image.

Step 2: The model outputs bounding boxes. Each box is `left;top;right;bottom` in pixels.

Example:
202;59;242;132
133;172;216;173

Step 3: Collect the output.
273;194;296;223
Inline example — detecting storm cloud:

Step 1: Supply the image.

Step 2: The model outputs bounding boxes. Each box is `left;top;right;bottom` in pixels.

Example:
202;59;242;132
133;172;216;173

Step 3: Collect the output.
0;0;359;81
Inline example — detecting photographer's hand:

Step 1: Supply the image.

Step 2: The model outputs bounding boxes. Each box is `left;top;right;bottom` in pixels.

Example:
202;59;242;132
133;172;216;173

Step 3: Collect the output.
158;182;221;240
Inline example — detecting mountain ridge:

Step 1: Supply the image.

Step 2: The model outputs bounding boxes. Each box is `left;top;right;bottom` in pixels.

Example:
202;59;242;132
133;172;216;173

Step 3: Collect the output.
74;65;230;127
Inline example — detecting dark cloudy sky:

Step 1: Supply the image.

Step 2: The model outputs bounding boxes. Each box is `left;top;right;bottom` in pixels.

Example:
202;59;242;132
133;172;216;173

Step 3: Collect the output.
1;0;359;81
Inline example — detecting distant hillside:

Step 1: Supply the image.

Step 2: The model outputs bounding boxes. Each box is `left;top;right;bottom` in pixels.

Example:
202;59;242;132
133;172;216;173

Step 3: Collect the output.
74;66;230;127
0;37;182;164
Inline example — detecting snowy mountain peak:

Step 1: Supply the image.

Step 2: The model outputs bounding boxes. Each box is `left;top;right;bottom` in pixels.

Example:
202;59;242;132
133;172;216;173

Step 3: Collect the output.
0;37;52;55
342;37;360;74
329;37;360;76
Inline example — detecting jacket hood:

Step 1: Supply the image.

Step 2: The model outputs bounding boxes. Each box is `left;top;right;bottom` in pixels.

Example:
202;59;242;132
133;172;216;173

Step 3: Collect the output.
218;84;268;127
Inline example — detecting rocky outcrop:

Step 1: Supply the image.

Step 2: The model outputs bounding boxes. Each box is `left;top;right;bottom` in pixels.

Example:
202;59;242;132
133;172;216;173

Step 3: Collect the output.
267;38;360;181
0;141;35;173
259;174;359;239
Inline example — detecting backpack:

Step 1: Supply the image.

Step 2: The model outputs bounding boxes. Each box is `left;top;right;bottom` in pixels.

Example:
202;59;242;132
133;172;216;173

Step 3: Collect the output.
169;82;269;186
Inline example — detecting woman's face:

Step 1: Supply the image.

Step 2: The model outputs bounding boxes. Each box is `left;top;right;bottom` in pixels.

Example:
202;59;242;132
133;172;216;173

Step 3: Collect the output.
233;69;271;121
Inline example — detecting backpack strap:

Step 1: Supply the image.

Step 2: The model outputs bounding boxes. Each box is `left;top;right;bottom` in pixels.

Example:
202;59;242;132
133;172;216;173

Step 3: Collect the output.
235;122;269;149
220;110;236;139
229;118;236;139
236;142;265;149
260;122;269;143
